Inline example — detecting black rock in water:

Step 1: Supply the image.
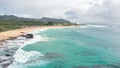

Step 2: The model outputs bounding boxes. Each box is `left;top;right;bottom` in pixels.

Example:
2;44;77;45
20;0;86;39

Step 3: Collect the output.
5;54;11;56
26;34;34;38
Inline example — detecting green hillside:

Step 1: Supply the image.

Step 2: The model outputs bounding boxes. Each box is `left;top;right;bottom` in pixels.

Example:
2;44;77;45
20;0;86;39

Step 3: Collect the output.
0;15;77;32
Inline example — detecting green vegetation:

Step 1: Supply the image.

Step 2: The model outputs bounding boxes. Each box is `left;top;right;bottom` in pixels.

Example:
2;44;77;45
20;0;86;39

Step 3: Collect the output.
0;15;77;32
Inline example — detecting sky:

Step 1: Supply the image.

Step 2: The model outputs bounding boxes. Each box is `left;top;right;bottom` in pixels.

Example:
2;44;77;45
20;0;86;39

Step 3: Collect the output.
0;0;120;24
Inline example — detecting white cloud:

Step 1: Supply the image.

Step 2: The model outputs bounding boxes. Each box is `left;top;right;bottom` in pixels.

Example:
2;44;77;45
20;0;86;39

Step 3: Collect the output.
64;0;120;24
0;0;120;24
0;0;95;17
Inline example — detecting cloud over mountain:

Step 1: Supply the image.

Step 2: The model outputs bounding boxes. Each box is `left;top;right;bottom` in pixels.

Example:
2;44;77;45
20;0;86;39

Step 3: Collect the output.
0;0;120;24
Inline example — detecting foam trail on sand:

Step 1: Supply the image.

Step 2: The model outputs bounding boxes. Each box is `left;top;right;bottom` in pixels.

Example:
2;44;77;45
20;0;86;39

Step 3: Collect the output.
8;28;49;68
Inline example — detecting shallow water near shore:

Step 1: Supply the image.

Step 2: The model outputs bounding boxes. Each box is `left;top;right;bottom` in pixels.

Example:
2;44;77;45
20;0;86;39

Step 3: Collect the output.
9;26;120;68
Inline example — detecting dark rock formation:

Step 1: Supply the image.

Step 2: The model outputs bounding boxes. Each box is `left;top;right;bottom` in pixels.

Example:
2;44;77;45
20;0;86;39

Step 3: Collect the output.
26;34;33;38
45;53;64;59
5;54;11;56
9;37;16;40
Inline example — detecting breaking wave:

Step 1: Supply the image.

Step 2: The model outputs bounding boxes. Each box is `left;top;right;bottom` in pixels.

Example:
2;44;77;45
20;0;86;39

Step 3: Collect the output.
8;28;49;68
80;24;108;28
14;49;44;63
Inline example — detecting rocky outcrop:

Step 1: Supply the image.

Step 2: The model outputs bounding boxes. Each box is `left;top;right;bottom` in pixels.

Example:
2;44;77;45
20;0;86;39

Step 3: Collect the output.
0;36;32;68
26;34;34;38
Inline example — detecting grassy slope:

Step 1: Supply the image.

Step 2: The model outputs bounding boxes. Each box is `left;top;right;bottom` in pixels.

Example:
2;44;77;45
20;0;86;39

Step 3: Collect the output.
0;21;77;32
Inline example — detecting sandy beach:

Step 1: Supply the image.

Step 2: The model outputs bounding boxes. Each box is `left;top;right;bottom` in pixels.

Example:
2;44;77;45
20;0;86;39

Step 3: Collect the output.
0;26;74;41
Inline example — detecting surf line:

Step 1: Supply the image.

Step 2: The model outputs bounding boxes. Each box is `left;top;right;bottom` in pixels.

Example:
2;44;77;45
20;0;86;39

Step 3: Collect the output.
8;28;49;68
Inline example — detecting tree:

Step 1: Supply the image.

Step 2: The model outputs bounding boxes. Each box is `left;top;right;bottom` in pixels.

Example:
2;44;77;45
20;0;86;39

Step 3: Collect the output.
0;28;3;32
48;21;54;25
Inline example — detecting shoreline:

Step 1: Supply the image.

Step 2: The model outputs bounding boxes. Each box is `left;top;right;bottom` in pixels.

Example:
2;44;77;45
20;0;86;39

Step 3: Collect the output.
0;36;30;68
0;26;75;68
0;26;75;41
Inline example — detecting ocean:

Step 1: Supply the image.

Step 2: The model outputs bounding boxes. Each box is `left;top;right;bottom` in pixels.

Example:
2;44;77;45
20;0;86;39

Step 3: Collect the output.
9;25;120;68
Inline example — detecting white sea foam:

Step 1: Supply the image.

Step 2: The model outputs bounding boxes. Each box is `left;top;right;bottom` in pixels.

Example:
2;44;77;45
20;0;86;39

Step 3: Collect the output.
13;49;44;63
20;28;49;48
80;24;108;28
8;28;49;68
29;28;49;34
8;48;47;68
87;24;107;27
8;59;47;68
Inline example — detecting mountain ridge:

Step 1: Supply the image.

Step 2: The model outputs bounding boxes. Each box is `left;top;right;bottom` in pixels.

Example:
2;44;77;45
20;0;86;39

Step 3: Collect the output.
0;15;70;23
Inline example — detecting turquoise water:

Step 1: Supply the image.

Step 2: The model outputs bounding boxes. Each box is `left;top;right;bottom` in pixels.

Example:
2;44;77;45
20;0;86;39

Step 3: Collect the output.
11;26;120;68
